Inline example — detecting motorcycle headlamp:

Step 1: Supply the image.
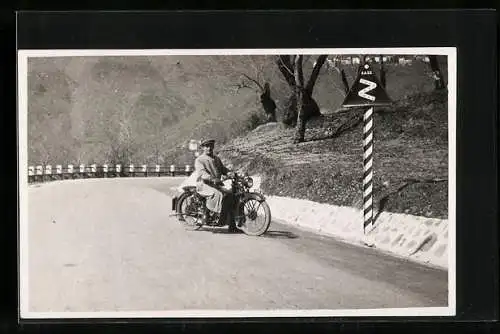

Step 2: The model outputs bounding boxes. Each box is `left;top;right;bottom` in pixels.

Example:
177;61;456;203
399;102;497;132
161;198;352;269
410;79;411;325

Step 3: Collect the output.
245;176;253;188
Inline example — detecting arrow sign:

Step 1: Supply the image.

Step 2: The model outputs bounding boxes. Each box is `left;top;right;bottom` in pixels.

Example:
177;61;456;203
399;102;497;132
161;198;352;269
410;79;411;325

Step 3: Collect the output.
342;63;392;108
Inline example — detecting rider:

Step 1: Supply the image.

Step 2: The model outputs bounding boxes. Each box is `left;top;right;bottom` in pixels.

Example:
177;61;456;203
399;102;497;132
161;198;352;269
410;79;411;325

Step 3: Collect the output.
194;139;238;232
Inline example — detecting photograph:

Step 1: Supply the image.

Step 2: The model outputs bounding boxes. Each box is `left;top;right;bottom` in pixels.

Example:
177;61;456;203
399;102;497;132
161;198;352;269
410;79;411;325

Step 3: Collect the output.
18;47;456;319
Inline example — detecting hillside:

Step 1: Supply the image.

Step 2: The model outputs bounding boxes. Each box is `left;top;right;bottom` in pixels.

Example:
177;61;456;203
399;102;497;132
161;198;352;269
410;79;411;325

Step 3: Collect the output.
27;54;449;218
218;89;449;219
27;55;284;166
27;55;446;166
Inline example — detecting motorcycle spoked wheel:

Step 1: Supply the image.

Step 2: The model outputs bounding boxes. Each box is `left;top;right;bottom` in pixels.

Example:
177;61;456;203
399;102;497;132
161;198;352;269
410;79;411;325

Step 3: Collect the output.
236;198;271;236
177;193;204;230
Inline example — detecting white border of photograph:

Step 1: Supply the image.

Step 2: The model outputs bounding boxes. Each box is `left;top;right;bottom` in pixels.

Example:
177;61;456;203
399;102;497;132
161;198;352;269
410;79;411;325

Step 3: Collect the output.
17;47;456;319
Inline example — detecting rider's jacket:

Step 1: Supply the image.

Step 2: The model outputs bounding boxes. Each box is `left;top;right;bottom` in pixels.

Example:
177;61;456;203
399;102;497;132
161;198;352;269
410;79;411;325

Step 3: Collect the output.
194;153;229;186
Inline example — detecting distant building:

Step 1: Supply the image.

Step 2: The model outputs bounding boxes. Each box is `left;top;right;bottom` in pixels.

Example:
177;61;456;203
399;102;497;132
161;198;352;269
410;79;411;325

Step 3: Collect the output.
398;57;413;65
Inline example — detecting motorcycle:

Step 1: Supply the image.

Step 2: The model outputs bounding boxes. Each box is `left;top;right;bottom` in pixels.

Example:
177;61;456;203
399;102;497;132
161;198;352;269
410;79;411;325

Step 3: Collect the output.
171;172;271;236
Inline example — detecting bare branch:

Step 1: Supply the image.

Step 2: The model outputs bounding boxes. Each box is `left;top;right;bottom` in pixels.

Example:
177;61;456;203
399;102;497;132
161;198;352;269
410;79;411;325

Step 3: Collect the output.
296;55;304;89
305;55;328;94
230;82;257;94
240;72;264;91
277;55;296;87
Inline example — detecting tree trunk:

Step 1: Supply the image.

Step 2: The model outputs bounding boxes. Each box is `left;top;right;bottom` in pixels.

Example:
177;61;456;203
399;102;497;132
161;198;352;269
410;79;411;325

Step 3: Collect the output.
305;55;327;94
341;69;350;94
429;55;446;90
276;55;296;87
380;55;387;88
260;82;277;122
277;54;326;128
294;55;306;143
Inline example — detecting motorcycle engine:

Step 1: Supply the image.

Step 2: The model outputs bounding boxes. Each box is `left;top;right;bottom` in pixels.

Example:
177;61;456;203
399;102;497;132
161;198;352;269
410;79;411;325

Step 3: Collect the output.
221;179;232;191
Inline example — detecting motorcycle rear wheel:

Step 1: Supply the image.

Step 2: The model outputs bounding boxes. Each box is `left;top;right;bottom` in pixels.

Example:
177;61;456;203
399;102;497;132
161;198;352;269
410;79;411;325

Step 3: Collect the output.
177;192;203;230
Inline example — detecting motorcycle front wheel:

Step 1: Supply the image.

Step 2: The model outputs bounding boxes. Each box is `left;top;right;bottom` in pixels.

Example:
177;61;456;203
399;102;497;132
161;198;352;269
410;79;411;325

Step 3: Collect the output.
237;198;271;236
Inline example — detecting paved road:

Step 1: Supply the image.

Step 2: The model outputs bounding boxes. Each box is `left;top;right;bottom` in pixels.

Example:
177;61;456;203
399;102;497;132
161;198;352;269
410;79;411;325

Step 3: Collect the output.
25;177;448;313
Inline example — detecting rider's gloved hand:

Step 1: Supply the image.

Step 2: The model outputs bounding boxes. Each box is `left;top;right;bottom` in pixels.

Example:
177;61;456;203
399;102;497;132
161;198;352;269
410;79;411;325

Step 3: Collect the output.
211;177;223;186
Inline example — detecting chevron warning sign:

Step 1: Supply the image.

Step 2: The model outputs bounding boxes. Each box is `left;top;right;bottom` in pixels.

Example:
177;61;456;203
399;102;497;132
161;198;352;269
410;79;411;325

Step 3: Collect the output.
341;62;392;234
342;63;392;108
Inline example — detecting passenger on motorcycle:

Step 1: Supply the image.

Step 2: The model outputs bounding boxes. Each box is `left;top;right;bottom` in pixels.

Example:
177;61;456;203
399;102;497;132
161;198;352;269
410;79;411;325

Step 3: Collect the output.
194;139;238;232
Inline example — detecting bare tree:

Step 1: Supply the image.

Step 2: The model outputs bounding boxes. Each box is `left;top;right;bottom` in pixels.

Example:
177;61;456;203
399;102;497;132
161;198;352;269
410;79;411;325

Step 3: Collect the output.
294;55;306;143
379;54;387;88
428;55;446;90
226;56;279;123
276;54;328;127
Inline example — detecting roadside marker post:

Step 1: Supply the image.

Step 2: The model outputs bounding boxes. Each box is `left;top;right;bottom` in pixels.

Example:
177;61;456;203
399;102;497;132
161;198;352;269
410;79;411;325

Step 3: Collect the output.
342;61;392;235
45;165;52;182
28;166;34;183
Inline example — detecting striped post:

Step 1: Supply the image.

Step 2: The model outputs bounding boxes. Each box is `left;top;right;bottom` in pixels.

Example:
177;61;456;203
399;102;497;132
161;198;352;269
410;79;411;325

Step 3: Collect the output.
363;107;374;233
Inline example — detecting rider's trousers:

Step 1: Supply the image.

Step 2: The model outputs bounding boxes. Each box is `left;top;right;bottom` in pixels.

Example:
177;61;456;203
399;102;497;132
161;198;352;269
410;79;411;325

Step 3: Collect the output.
197;182;234;226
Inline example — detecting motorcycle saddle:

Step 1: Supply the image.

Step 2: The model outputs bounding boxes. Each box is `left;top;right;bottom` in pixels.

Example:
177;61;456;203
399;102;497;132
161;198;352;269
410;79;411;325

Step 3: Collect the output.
182;186;197;192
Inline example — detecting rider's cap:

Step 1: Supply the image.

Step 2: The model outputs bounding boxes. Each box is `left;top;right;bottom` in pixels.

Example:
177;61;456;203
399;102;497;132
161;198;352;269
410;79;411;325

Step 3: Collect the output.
200;139;215;147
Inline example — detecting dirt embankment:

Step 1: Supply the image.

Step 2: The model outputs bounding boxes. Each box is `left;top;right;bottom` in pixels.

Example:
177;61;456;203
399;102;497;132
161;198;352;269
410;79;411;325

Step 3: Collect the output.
219;90;449;219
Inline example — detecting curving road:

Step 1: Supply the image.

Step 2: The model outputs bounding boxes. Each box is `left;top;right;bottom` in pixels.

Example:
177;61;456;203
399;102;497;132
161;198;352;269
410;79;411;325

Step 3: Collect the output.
25;177;448;313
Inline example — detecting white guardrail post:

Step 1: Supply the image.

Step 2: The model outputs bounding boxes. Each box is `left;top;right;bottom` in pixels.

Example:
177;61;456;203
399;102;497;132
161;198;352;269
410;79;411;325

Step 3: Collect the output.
29;162;190;180
35;165;43;182
28;166;34;183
